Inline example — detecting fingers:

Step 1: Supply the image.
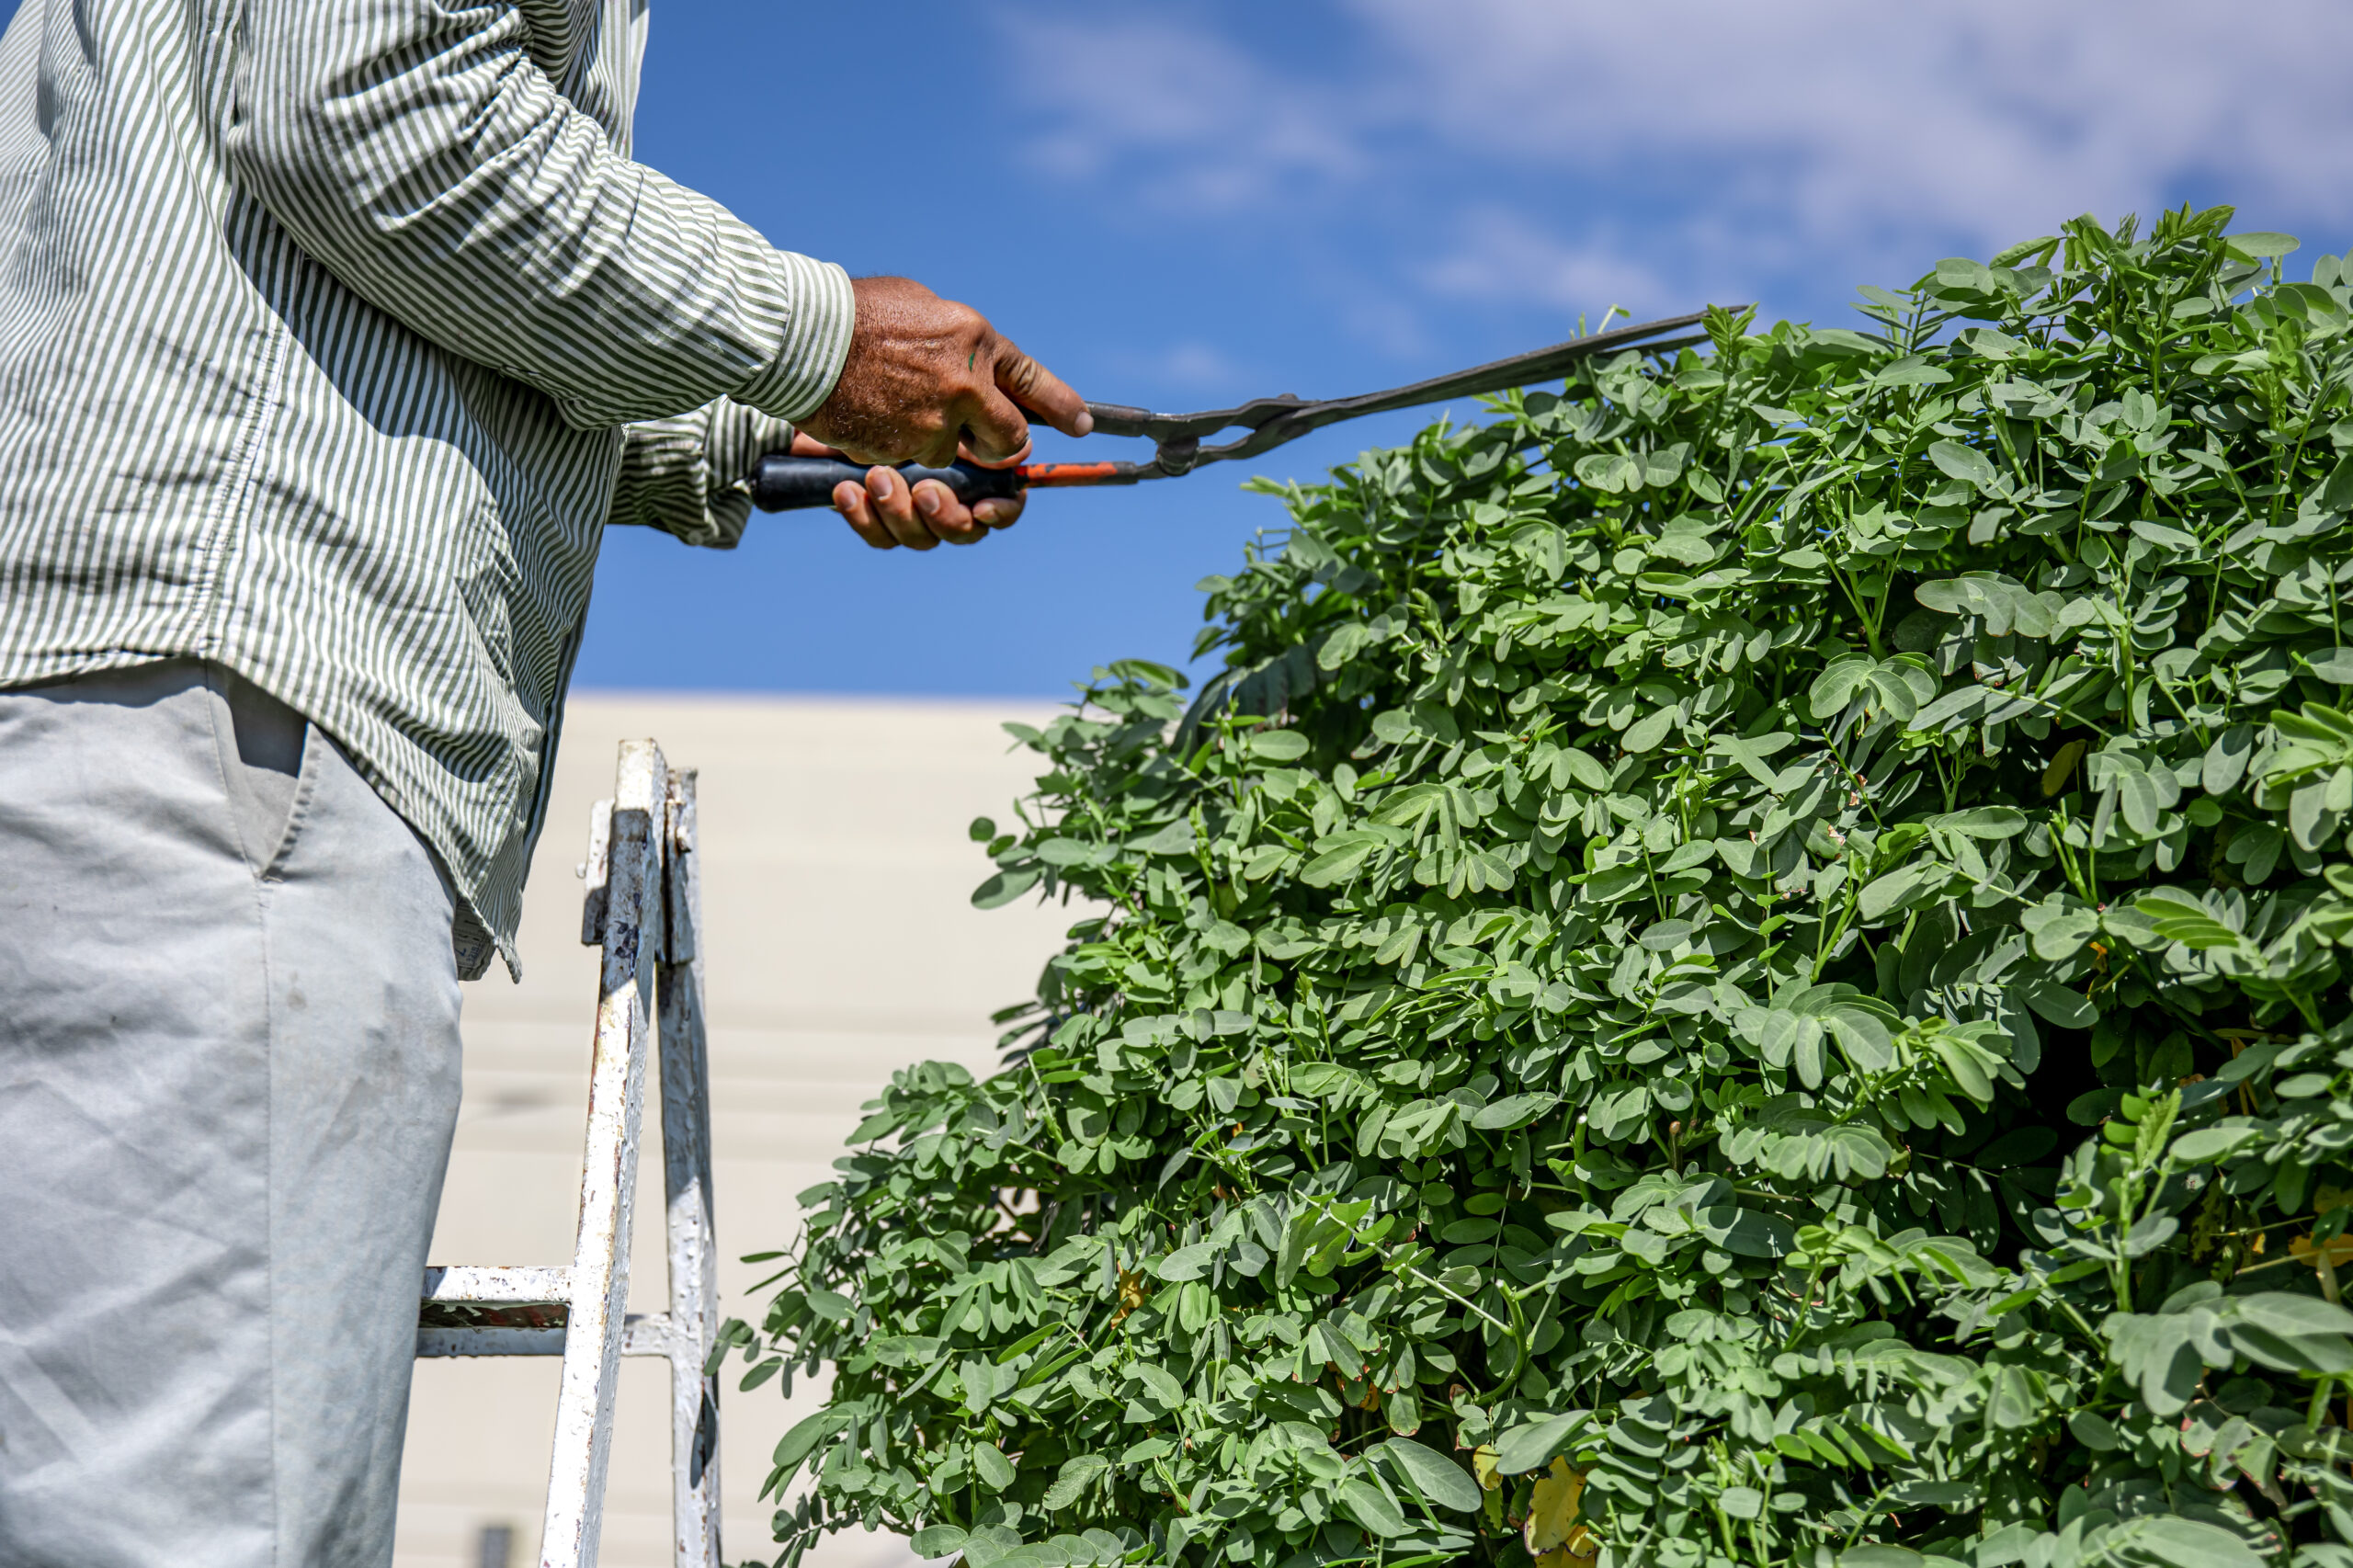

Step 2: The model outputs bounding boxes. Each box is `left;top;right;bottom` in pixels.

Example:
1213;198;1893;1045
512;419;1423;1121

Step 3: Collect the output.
958;375;1033;466
972;492;1026;528
911;479;989;544
995;347;1093;437
864;465;936;549
831;479;898;550
832;468;1009;548
831;467;931;550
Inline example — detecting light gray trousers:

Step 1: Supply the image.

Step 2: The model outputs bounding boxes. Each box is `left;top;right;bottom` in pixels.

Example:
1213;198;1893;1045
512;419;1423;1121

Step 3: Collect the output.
0;661;463;1568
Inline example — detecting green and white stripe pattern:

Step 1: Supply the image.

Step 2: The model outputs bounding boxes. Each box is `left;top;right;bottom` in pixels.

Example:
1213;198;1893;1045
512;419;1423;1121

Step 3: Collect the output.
0;0;851;977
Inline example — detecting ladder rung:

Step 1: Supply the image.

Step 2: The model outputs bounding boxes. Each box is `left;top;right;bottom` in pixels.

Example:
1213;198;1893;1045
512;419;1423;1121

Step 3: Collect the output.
418;1265;574;1333
424;1265;573;1303
415;1312;679;1360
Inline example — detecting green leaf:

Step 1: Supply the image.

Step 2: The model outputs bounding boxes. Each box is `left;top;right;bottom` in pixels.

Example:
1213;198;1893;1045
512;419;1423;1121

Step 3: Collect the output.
773;1409;850;1475
2134;889;2247;951
1623;706;1678;753
2172;1125;2256;1164
1493;1411;1590;1475
2232;1292;2353;1340
1558;746;1612;790
1471;1092;1558;1131
1858;862;1941;922
2227;231;2301;258
1706;1490;1768;1528
1300;830;1389;888
973;1441;1016;1491
2309;646;2353;685
1040;1455;1109;1511
1250;729;1311;762
2320;453;2353;515
1133;1363;1187;1406
911;1526;970;1557
1927;439;1998;489
971;865;1043;909
2067;1410;2118;1451
2203;725;2256;794
1339;1477;1407;1537
1699;1205;1797;1258
2018;979;2096;1029
1927;1032;1995;1103
1809;653;1880;721
1933;806;2028;838
1290;1062;1362;1098
1035;836;1102;868
1156;1243;1217;1282
2108;1517;2268;1568
1376;1437;1483;1512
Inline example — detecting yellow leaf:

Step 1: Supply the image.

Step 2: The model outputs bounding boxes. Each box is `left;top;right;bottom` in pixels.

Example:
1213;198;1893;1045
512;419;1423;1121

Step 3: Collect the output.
2290;1233;2353;1268
1523;1458;1597;1562
1472;1446;1500;1492
1108;1267;1151;1327
2040;739;2086;797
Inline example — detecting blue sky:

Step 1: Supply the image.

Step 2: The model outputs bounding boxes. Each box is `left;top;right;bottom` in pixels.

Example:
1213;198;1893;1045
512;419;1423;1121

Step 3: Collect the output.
583;0;2353;699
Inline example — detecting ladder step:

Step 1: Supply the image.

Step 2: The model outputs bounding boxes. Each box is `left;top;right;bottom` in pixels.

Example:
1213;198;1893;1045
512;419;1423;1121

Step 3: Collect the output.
415;1312;678;1360
424;1264;574;1303
419;1264;573;1332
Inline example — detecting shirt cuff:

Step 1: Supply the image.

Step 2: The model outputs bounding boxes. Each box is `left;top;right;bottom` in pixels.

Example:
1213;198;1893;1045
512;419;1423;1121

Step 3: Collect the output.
735;251;856;424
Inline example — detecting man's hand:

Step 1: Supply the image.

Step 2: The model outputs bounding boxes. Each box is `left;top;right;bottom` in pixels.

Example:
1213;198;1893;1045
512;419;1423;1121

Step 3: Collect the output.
788;432;1021;550
795;277;1092;469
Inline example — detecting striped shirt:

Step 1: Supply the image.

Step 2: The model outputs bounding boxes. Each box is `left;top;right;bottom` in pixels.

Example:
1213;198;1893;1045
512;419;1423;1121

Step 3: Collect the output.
0;0;854;978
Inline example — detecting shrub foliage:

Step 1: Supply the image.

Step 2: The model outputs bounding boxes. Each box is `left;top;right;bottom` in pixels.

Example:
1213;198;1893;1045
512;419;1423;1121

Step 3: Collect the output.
726;209;2353;1568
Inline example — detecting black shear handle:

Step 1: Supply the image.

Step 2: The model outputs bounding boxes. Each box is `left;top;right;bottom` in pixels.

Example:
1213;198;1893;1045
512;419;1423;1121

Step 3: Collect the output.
751;456;1023;513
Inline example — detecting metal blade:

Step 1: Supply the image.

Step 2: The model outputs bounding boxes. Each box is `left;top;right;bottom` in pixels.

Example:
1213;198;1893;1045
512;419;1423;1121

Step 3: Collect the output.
1077;309;1715;478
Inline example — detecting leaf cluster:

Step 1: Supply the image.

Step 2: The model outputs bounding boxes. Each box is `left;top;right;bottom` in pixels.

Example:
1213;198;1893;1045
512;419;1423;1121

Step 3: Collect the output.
727;208;2353;1568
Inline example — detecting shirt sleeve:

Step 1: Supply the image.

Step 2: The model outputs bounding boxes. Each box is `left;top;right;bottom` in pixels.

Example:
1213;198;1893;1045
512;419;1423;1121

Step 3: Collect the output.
224;1;853;431
608;399;794;549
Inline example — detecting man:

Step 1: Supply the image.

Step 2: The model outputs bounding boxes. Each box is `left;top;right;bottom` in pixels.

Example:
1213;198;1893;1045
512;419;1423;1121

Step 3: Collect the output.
0;2;1086;1562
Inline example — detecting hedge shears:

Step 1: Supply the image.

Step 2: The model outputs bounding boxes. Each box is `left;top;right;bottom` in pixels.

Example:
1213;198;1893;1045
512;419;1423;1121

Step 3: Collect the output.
749;311;1708;514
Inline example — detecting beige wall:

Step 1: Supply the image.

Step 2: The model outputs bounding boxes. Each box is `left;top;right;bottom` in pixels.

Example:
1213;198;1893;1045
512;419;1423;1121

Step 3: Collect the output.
392;692;1076;1568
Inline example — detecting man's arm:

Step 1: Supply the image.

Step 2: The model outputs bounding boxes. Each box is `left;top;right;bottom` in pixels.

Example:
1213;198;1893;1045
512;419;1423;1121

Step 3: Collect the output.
608;400;791;550
612;406;1037;551
231;0;1091;541
228;0;849;430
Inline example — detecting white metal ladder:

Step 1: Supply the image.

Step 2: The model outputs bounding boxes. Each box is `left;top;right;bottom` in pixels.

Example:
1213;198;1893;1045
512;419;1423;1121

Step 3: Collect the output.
416;740;722;1568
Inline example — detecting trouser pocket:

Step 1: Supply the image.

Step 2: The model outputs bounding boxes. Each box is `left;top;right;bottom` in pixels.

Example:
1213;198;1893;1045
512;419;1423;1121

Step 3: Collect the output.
206;665;311;877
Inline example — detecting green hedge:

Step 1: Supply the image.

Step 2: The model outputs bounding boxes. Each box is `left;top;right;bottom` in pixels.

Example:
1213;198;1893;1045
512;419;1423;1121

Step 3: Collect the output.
725;206;2353;1568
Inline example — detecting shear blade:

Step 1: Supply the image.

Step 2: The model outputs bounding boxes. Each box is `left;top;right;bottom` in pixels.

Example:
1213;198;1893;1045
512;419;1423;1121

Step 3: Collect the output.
1080;309;1717;477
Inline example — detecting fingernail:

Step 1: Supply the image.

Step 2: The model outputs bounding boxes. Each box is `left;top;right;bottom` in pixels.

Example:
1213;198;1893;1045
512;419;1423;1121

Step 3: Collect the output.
1074;410;1095;437
915;486;940;517
872;471;893;500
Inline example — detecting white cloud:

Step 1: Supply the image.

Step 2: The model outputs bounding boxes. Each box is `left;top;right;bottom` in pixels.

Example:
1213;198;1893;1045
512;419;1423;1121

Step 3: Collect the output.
1415;206;1675;319
1346;0;2353;253
1000;14;1365;212
1000;0;2353;327
1108;339;1251;394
